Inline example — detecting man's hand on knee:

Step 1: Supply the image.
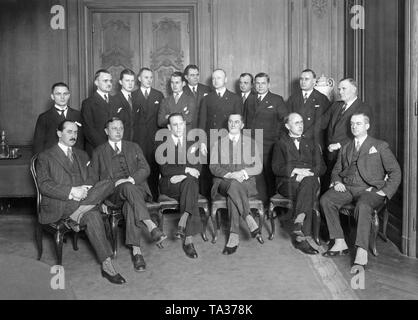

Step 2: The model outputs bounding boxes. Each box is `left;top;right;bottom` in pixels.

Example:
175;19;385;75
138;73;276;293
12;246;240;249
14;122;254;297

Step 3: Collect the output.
333;182;347;192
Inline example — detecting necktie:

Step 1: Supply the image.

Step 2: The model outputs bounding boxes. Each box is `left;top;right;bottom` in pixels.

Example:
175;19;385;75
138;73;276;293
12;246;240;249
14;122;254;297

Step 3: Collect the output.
355;140;360;152
174;93;180;104
303;92;308;104
67;148;73;163
242;93;246;103
144;90;149;100
217;92;221;98
257;95;262;104
104;94;109;103
115;143;120;154
341;103;348;114
192;86;197;97
127;94;133;109
56;108;66;119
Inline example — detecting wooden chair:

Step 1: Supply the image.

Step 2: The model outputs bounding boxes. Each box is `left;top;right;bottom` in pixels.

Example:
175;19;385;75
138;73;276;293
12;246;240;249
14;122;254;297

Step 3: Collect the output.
339;199;389;256
157;194;212;241
210;194;265;244
268;193;321;245
103;199;161;257
30;154;85;265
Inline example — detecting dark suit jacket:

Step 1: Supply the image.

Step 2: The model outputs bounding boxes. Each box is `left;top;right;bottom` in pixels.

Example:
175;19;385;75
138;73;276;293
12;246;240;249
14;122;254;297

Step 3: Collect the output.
36;145;90;224
198;89;243;134
131;88;164;160
156;136;202;195
331;136;401;199
33;106;84;154
326;98;371;148
244;91;288;157
81;92;115;156
286;89;330;148
209;134;262;199
111;91;138;141
272;135;326;188
158;93;198;130
89;140;152;199
183;83;211;115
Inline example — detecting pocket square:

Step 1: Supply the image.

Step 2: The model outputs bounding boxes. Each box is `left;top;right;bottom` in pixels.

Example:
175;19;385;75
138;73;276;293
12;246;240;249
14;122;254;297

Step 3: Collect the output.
154;101;159;104
314;104;320;108
369;146;378;154
86;161;90;166
117;107;122;113
203;93;208;97
267;105;273;109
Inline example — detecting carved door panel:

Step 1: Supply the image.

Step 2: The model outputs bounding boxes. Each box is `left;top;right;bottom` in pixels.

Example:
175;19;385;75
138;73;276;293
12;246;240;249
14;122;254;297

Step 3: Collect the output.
91;11;191;97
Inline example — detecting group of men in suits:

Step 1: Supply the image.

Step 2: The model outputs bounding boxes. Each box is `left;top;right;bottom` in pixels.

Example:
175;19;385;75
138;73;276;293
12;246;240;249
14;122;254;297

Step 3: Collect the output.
33;65;401;279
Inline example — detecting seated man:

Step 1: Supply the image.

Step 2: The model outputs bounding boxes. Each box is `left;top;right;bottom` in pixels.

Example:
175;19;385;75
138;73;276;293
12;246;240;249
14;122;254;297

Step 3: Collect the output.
272;113;326;254
90;117;167;273
36;120;125;285
156;113;202;259
209;114;263;255
320;113;401;268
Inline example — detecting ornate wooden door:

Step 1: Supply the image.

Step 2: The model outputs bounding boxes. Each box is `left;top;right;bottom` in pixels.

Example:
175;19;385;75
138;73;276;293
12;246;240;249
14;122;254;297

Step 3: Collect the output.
91;11;192;97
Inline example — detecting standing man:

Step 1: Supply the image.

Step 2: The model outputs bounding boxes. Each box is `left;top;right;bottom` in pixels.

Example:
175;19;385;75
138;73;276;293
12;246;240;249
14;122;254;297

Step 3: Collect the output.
272;113;326;254
198;69;243;197
239;72;254;105
156;113;203;259
90;117;167;272
286;69;330;150
210;114;264;255
36;120;125;284
324;78;371;190
81;69;115;156
158;71;197;131
112;69;138;141
33;82;84;154
320;113;401;268
183;64;211;112
132;67;164;201
244;72;288;204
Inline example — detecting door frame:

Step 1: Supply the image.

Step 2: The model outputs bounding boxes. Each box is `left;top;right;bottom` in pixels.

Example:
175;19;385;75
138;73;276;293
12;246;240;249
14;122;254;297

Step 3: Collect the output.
72;0;199;100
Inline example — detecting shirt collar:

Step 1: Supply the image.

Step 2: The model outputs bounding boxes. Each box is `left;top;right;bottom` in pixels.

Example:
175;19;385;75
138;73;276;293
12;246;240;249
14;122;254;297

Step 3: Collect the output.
302;89;313;98
121;89;132;101
173;91;183;98
141;87;150;96
171;134;183;146
228;133;241;142
58;142;70;155
242;91;250;99
257;91;268;100
108;140;122;151
354;134;367;147
344;96;358;109
188;84;198;92
216;87;227;97
96;89;109;101
54;104;68;111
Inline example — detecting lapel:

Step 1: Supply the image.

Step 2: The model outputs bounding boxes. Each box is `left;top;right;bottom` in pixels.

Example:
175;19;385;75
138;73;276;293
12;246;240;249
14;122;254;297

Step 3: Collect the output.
285;135;300;159
346;140;355;165
73;149;87;181
118;91;133;113
358;136;373;159
305;90;319;109
103;142;116;179
93;91;108;106
255;91;272;115
332;101;346;128
50;145;73;177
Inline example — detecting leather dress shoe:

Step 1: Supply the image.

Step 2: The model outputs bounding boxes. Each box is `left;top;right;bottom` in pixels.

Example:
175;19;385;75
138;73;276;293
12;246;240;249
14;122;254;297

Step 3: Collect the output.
250;228;264;244
292;222;304;237
183;243;198;259
222;245;238;255
295;240;319;255
322;248;349;257
101;269;126;285
175;226;185;239
151;227;167;247
63;218;81;232
133;254;146;272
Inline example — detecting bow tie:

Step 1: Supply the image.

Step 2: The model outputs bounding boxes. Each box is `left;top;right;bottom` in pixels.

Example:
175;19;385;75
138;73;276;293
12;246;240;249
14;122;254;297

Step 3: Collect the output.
291;137;301;142
55;107;67;113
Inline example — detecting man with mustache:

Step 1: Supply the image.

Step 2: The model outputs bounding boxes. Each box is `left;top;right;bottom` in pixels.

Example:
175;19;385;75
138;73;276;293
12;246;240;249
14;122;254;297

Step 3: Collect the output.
36;120;126;284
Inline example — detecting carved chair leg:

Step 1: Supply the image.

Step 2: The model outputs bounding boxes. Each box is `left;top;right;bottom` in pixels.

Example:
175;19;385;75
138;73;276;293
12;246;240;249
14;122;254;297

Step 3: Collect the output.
35;223;43;260
200;207;209;242
211;209;218;244
380;208;389;242
54;230;65;266
312;210;321;246
109;213;119;258
269;203;275;240
370;212;379;257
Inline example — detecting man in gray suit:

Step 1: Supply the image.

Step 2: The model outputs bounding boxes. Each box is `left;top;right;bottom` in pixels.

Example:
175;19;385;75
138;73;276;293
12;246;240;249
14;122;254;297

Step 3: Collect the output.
320;113;401;268
209;114;264;255
36;120;126;284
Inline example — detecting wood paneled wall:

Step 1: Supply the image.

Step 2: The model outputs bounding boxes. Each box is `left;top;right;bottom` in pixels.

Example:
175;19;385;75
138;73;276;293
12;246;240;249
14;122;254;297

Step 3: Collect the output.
0;0;344;145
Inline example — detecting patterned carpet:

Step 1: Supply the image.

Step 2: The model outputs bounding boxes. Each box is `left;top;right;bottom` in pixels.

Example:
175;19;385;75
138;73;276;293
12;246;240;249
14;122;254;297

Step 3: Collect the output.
0;212;357;300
